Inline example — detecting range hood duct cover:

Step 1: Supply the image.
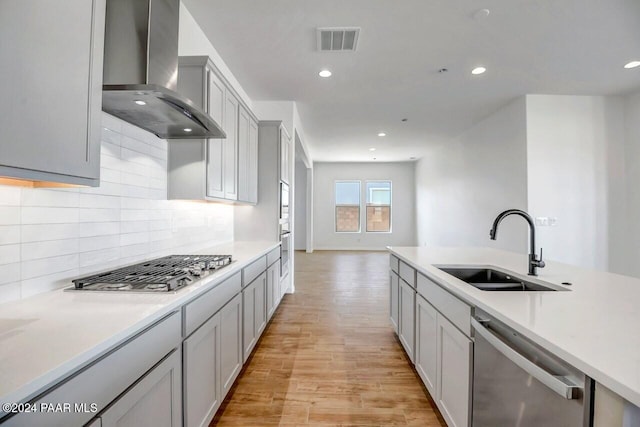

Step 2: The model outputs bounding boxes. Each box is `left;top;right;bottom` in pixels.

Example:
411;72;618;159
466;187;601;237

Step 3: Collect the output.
102;0;225;140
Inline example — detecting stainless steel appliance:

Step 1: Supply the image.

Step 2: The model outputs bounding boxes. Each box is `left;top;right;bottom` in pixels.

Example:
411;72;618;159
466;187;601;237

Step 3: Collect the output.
101;0;225;139
70;255;232;292
280;231;290;279
280;181;290;223
472;310;593;426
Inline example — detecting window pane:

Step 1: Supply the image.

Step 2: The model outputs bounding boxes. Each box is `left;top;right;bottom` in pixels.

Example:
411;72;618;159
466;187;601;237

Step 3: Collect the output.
336;206;360;232
335;181;360;232
335;181;360;205
366;181;391;232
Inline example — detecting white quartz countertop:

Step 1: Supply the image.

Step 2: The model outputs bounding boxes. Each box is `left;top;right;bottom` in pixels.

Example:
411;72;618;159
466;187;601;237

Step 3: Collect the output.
388;246;640;408
0;240;279;407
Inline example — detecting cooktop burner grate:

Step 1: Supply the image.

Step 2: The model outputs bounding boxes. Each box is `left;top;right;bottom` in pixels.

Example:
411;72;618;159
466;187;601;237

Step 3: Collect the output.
72;255;232;292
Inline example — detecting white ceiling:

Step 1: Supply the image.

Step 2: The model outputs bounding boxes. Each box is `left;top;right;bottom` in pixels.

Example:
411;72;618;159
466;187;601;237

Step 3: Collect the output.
183;0;640;162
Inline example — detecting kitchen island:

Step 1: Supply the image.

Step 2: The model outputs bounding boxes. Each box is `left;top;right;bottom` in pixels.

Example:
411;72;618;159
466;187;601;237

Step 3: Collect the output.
388;246;640;426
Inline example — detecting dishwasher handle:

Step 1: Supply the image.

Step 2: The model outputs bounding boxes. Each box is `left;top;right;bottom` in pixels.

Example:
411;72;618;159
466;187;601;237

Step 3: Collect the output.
471;318;582;400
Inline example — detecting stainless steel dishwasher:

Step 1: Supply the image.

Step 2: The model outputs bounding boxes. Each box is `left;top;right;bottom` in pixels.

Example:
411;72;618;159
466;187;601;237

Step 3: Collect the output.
472;310;594;427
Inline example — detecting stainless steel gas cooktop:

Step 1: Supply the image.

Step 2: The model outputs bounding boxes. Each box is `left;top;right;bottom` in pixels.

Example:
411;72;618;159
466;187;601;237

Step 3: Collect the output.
70;255;233;293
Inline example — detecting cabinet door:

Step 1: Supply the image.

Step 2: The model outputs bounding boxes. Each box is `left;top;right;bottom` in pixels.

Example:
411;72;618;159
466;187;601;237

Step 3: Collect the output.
415;295;438;396
183;312;221;427
223;92;239;200
100;350;182;427
237;106;251;202
398;280;416;363
220;293;243;398
206;139;225;198
207;70;225;127
242;279;257;362
437;314;472;427
0;0;104;185
248;119;259;204
255;272;267;336
266;262;280;320
390;271;399;334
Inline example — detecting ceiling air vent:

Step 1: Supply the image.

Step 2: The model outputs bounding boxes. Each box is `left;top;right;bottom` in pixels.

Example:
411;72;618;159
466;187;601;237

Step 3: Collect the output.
317;27;360;51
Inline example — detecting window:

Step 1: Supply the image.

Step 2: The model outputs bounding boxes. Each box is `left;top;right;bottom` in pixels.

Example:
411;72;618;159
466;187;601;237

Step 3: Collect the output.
335;181;361;232
366;181;391;232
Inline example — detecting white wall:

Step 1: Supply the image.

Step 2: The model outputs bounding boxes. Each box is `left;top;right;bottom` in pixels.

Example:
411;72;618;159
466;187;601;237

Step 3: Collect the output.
178;3;253;109
0;114;234;304
294;158;307;250
526;95;625;270
617;90;640;276
416;97;529;253
313;162;416;250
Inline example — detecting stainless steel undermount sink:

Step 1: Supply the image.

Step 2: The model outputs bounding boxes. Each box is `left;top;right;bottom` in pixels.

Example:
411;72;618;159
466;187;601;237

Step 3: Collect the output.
435;266;568;291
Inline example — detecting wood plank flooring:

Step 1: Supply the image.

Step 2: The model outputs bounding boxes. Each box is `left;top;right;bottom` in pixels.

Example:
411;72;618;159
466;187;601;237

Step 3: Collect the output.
212;250;446;426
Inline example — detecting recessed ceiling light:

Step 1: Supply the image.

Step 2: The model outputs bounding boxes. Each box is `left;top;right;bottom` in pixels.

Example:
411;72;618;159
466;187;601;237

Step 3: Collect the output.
473;9;491;21
471;66;487;75
183;128;193;133
319;69;332;78
624;61;640;69
134;100;146;105
378;132;386;137
369;148;376;152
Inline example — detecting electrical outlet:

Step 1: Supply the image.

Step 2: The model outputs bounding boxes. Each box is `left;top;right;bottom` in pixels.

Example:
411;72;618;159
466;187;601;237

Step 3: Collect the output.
535;217;558;227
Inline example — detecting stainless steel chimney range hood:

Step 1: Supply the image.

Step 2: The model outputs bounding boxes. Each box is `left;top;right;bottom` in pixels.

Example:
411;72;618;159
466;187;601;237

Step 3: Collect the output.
102;0;225;140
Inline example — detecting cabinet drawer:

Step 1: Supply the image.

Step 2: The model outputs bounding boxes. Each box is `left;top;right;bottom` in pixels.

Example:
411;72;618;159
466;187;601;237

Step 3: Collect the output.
243;256;267;287
2;312;181;427
417;273;471;337
183;272;241;337
390;255;400;273
399;261;416;288
266;247;280;267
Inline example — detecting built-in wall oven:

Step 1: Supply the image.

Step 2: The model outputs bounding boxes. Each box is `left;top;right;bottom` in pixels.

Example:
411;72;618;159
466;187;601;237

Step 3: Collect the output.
472;309;593;427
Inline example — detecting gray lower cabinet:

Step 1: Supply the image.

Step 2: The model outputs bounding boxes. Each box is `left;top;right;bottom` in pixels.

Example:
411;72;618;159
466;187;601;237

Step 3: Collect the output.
398;279;416;363
390;271;399;333
99;350;182;427
415;294;438;396
183;312;221;427
0;0;104;186
266;261;281;320
436;314;472;427
219;293;243;398
243;272;267;362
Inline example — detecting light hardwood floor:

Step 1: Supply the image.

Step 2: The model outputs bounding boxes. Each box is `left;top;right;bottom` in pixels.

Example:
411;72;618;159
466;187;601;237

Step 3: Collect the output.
212;250;447;426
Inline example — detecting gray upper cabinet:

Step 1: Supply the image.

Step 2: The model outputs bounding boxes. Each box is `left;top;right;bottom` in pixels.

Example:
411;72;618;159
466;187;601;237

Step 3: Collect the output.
168;56;258;204
0;0;105;187
238;106;259;204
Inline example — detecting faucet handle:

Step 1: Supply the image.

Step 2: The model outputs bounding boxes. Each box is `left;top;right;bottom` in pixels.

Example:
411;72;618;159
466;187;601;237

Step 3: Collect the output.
536;248;546;268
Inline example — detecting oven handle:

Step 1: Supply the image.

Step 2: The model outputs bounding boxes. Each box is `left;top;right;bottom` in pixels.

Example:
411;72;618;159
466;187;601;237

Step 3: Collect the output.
471;318;581;400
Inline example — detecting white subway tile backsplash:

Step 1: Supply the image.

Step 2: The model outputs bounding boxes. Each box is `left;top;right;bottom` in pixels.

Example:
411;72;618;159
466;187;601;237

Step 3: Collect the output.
21;189;79;208
0;262;20;285
78;222;120;238
21;254;79;281
0;207;21;225
21;207;79;225
0;226;20;245
21;224;80;243
21;239;79;261
0;113;233;304
0;244;21;265
79;208;120;223
0;187;21;205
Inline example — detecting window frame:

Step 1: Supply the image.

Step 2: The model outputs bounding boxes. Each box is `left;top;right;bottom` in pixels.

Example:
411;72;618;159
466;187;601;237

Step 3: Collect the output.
334;180;362;233
365;180;392;233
